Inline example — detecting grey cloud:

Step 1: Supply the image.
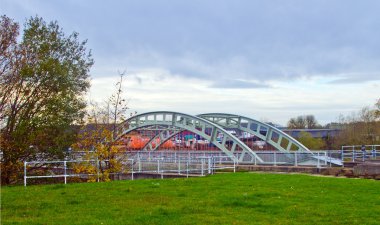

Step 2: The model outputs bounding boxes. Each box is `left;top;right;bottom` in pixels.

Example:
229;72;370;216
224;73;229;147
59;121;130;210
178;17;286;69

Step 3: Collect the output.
328;73;380;84
209;79;272;89
134;76;143;85
5;0;380;84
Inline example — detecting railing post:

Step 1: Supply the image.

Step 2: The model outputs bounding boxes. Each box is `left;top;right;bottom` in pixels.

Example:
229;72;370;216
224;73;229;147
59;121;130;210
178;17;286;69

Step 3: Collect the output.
178;158;181;175
352;150;355;162
330;150;333;167
294;152;298;166
201;158;204;176
157;159;160;174
96;157;100;182
324;151;327;166
186;161;189;178
233;159;236;173
64;161;67;184
24;161;27;187
317;152;320;168
208;157;212;174
362;149;366;162
274;152;277;166
131;159;134;180
138;157;141;172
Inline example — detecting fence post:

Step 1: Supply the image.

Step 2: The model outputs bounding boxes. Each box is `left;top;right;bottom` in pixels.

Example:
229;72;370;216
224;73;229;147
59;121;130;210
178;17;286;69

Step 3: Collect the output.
329;150;332;167
24;161;27;187
362;149;365;162
64;161;67;184
317;152;320;168
274;152;277;166
157;159;160;174
96;157;100;182
131;158;134;180
178;158;181;175
201;158;204;176
294;152;298;166
233;159;236;173
186;161;189;178
324;151;327;166
208;157;212;174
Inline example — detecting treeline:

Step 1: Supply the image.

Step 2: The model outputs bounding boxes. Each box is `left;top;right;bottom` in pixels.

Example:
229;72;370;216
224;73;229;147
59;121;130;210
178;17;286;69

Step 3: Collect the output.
287;100;380;150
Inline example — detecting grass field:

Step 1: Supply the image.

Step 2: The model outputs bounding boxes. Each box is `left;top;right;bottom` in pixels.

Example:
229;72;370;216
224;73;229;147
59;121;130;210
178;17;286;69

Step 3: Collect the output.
1;172;380;224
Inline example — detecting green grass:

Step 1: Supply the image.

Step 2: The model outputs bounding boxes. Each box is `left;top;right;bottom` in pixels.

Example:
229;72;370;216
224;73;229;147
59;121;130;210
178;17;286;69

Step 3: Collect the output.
1;173;380;224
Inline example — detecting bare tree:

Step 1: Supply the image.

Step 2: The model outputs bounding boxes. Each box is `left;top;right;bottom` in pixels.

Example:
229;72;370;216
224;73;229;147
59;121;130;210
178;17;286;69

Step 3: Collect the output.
375;98;380;119
73;71;134;181
305;115;318;129
287;115;320;129
331;101;380;148
109;70;129;137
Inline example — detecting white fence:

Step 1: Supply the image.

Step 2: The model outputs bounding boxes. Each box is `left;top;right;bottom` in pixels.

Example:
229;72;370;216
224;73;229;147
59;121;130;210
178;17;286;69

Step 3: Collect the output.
24;150;344;186
23;155;236;186
24;159;131;186
126;150;334;167
341;145;380;162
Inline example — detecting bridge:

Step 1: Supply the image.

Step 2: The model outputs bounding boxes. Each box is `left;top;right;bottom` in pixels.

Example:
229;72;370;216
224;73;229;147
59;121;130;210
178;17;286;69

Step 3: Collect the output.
112;111;338;165
24;111;345;186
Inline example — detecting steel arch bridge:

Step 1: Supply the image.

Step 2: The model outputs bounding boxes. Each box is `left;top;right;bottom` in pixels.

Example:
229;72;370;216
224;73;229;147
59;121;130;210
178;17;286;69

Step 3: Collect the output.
114;111;311;163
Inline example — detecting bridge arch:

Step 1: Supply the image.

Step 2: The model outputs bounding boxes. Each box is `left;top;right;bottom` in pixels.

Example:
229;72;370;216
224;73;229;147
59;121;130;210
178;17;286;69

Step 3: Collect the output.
198;113;311;154
142;126;183;151
114;111;264;163
139;113;311;156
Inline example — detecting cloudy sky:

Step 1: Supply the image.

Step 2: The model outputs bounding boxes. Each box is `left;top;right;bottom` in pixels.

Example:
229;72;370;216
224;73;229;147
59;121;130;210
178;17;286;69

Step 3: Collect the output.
2;0;380;125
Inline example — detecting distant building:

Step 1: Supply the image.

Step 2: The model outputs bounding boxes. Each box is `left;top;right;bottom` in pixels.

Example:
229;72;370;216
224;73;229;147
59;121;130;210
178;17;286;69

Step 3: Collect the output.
280;128;341;139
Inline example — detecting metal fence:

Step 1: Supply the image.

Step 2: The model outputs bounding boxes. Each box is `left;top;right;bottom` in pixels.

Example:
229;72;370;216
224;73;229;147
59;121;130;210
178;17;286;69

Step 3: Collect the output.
24;150;351;186
23;155;236;186
126;150;334;167
340;145;380;162
24;159;131;186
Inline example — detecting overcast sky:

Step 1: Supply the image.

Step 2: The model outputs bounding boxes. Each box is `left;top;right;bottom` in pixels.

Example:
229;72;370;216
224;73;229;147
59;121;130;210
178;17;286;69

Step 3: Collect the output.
2;0;380;125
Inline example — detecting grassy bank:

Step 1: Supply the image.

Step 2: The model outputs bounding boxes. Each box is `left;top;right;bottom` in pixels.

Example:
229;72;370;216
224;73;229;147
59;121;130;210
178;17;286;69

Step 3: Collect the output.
1;173;379;224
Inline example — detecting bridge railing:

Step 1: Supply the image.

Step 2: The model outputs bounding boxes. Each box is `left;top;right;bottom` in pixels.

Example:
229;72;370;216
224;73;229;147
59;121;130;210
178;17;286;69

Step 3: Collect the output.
67;150;339;167
127;150;333;167
340;145;380;162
